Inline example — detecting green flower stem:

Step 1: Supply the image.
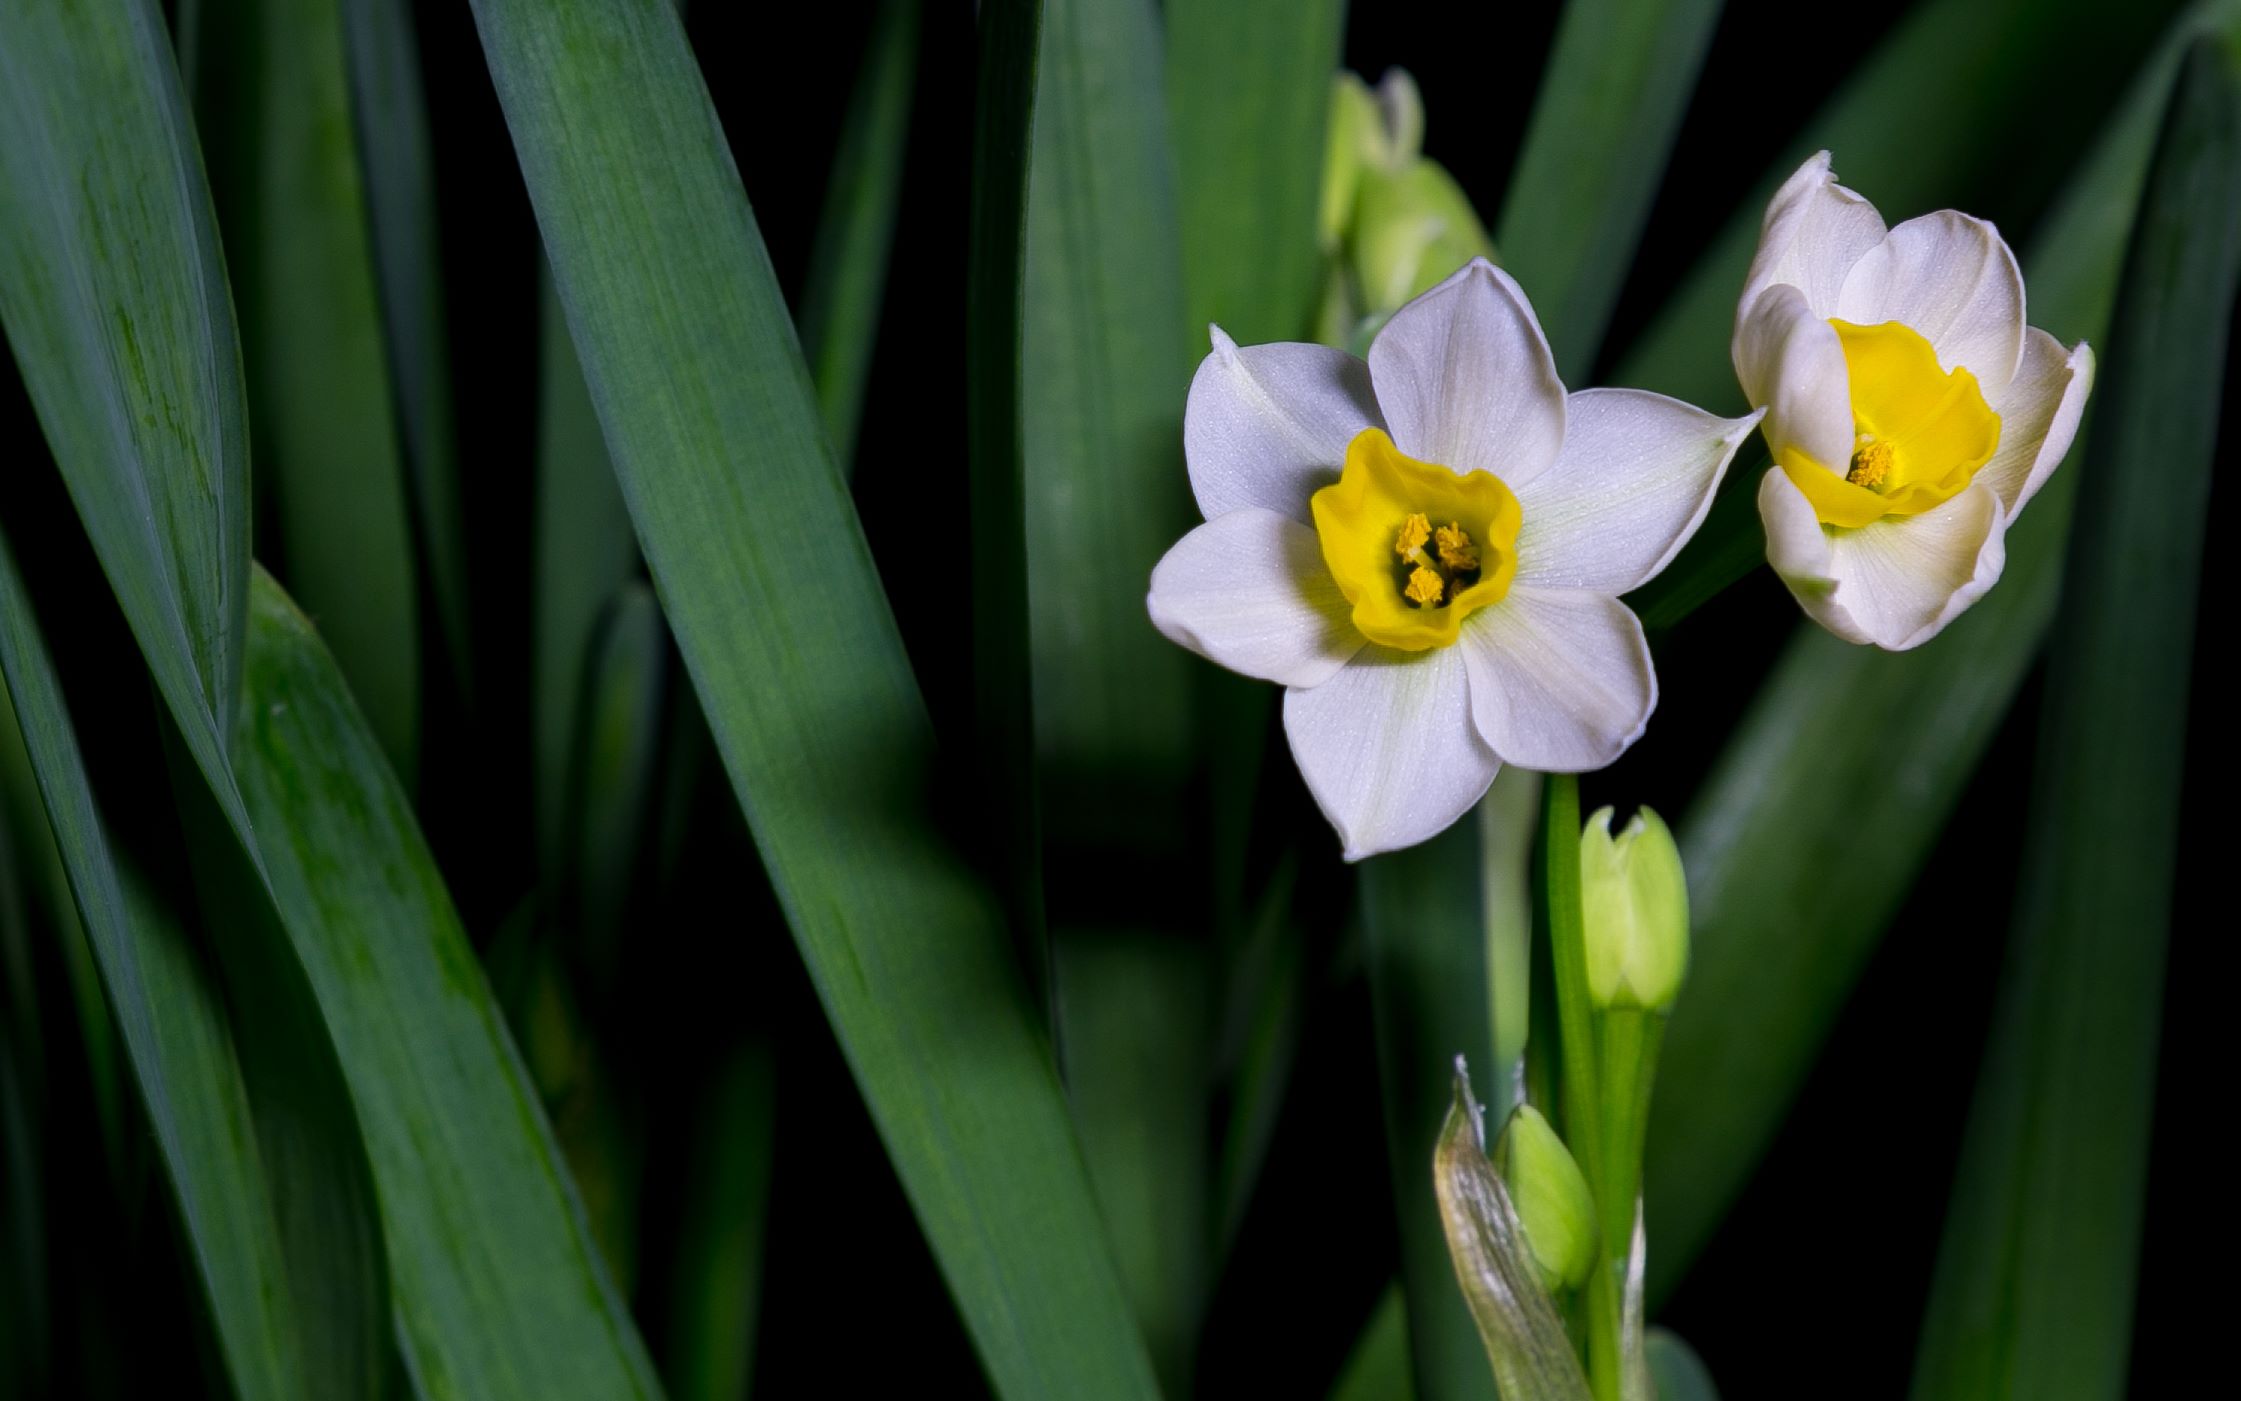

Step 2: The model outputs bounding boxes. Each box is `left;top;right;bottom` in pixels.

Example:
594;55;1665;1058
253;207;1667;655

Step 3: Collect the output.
1481;768;1542;1099
1538;776;1616;1396
1541;775;1670;1401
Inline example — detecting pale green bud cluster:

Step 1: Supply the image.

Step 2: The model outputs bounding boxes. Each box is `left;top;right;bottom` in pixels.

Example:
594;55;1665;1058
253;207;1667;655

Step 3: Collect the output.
1490;1104;1600;1293
1580;805;1690;1011
1316;69;1496;346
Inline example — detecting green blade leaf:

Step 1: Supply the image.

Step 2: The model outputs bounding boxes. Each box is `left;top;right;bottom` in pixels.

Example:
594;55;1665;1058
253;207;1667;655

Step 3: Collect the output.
462;1;1159;1393
1910;37;2241;1400
1053;930;1211;1385
565;582;668;972
798;0;919;473
1166;0;1345;345
1362;821;1499;1401
1495;0;1726;377
0;0;249;799
1022;0;1208;1375
1331;1284;1418;1401
1643;0;2241;1304
0;536;380;1401
966;0;1047;977
191;0;423;773
661;1041;776;1401
229;569;660;1397
532;268;641;877
341;0;474;702
1644;1329;1718;1401
1023;0;1193;825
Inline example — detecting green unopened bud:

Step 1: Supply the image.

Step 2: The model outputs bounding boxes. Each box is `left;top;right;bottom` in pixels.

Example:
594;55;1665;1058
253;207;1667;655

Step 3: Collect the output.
1320;73;1378;250
1348;160;1496;315
1580;806;1689;1011
1490;1105;1599;1293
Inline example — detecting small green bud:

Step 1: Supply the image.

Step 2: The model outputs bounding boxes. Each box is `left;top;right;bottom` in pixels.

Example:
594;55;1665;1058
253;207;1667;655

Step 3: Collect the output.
1490;1105;1599;1293
1347;159;1496;314
1580;806;1690;1011
1320;73;1379;251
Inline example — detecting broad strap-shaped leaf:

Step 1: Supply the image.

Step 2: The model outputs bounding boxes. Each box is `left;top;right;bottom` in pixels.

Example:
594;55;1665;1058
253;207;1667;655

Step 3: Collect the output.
0;0;249;797
192;0;423;773
1023;0;1194;814
229;569;661;1398
1362;821;1501;1401
1643;0;2241;1305
799;0;920;472
1025;3;1210;1373
532;269;641;877
341;0;474;698
0;535;380;1401
1911;37;2241;1400
462;1;1159;1393
1496;0;1727;376
1166;0;1344;345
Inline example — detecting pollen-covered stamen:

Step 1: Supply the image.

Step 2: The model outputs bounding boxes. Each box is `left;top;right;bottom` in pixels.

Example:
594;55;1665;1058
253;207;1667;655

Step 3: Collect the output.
1847;435;1895;491
1434;522;1479;571
1404;566;1446;607
1395;512;1432;560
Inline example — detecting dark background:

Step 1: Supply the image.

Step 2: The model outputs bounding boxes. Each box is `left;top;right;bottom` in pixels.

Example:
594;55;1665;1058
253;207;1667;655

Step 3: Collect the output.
1;1;2221;1395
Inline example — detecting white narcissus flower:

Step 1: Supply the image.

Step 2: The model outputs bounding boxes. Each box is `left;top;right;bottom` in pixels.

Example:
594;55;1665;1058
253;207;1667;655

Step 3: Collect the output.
1146;258;1762;860
1735;152;2095;650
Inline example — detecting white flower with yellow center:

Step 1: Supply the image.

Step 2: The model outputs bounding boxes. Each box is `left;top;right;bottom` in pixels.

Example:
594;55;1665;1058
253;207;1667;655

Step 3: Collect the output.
1147;259;1761;859
1736;152;2095;650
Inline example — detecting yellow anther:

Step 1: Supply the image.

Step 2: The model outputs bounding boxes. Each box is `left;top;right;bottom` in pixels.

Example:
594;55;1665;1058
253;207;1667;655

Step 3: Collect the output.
1847;437;1896;490
1404;565;1447;607
1395;512;1432;559
1434;522;1479;571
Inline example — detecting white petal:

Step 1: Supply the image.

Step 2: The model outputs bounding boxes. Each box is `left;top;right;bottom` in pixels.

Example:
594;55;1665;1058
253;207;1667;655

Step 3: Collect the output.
1837;212;2027;395
1761;472;2009;651
1756;466;1836;591
1147;508;1363;688
1738;151;1886;322
1282;647;1498;861
1366;257;1568;488
1184;327;1382;522
1513;389;1765;594
1981;330;2093;516
1734;284;1854;473
1459;587;1655;773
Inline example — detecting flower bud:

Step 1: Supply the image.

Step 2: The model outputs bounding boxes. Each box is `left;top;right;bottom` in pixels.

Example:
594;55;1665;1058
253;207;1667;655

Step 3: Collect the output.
1347;159;1495;314
1580;806;1689;1011
1490;1104;1599;1293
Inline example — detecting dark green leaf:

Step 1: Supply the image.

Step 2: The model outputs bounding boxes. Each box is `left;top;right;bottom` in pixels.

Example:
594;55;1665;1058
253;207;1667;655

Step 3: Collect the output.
1362;821;1499;1401
342;0;475;702
662;1042;776;1401
1911;37;2241;1399
1495;0;1727;377
0;0;250;807
191;0;423;772
229;569;660;1396
533;269;641;876
1166;0;1345;345
799;0;919;472
0;537;381;1401
463;0;1158;1391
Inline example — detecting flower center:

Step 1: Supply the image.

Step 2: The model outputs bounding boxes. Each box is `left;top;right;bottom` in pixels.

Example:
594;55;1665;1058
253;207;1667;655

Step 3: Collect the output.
1310;428;1521;651
1779;319;2002;529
